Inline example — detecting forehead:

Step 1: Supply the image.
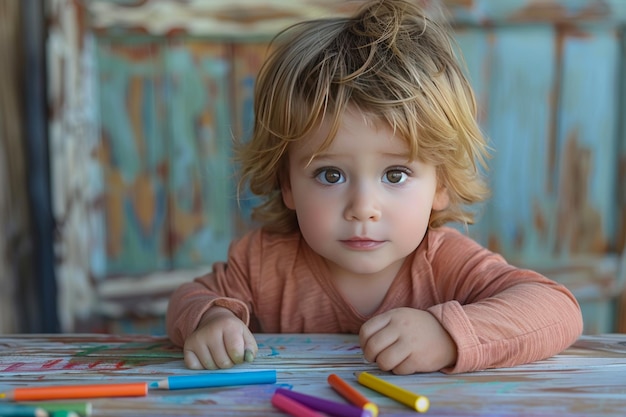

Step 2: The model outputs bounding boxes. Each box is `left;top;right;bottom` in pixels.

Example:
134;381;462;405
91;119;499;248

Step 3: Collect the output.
288;107;411;161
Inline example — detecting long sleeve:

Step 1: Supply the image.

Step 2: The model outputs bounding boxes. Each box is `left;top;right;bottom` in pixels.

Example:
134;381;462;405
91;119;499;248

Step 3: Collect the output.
165;233;258;347
166;225;583;373
424;228;583;373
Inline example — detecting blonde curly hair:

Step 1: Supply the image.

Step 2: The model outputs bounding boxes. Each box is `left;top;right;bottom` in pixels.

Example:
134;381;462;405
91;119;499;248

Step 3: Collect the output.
237;0;490;234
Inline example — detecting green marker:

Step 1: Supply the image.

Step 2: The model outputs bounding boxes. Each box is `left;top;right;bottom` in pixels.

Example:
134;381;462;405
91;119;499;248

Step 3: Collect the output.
22;402;92;417
51;412;80;417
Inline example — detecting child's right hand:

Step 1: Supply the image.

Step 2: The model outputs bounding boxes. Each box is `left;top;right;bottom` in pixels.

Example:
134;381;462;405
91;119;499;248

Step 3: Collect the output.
182;306;258;370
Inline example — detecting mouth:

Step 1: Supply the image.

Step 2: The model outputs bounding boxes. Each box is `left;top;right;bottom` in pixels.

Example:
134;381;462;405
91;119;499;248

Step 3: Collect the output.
340;237;385;250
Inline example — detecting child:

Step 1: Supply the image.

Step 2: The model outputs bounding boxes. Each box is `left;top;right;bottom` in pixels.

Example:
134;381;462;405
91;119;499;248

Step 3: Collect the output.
166;0;583;375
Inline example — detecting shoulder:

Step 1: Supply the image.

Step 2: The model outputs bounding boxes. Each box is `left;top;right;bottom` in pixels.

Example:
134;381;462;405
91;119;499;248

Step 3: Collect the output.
424;226;482;252
422;226;505;266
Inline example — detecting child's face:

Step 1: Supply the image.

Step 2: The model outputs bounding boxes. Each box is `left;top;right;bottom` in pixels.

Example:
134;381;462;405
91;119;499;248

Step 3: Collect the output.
281;107;449;279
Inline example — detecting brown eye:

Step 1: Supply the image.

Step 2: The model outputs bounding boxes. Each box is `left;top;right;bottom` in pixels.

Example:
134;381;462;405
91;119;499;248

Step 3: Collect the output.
383;168;409;184
325;170;341;183
315;168;345;185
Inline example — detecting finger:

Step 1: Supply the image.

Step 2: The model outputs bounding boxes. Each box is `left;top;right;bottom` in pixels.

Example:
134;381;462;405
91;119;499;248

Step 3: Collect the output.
183;350;203;370
184;340;217;370
361;323;400;364
367;331;401;369
359;312;392;344
374;342;411;373
207;335;235;369
194;343;219;370
243;331;258;363
390;356;417;375
223;329;245;365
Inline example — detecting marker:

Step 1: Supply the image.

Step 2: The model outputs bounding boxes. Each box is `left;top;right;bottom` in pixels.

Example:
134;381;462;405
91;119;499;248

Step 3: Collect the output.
0;382;148;401
149;370;276;390
271;392;325;417
0;403;49;417
50;412;79;417
327;374;379;417
21;402;92;416
356;371;430;413
274;388;372;417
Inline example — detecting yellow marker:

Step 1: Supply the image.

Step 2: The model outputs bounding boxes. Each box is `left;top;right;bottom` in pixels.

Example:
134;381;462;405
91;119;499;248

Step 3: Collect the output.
0;393;5;399
356;372;430;413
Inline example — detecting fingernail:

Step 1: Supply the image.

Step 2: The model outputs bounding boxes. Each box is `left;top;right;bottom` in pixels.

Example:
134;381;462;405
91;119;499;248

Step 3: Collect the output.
244;349;255;363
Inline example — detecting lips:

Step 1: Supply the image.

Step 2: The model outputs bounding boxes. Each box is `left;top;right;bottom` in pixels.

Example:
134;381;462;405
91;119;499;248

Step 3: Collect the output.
340;237;384;250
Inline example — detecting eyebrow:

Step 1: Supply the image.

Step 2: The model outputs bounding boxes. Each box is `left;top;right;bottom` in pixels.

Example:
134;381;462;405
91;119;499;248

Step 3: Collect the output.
298;150;412;167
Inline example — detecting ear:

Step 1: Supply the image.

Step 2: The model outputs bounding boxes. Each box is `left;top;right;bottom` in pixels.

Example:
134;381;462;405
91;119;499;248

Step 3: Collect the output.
281;176;296;210
432;186;450;211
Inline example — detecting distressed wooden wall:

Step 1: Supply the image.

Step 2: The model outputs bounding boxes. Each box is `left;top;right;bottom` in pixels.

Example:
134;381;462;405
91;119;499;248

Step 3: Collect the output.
0;0;29;333
46;0;626;334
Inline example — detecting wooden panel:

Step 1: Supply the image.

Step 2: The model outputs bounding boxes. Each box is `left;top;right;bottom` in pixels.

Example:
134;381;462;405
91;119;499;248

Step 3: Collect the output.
96;38;170;275
552;25;622;333
453;28;491;133
0;0;32;332
447;0;626;24
555;24;619;255
478;26;558;259
231;42;271;235
44;0;626;333
164;40;234;268
617;28;626;333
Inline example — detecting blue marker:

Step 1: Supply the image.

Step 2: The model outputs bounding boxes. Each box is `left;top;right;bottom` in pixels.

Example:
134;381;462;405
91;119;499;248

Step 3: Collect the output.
0;403;49;417
149;370;276;390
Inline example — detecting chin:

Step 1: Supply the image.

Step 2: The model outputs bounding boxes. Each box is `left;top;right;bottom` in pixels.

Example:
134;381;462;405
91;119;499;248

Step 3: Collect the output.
336;262;392;276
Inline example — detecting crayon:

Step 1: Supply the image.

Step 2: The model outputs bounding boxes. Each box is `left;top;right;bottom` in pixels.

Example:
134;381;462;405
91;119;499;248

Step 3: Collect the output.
327;374;379;417
356;371;430;413
0;383;147;402
21;402;92;416
0;403;49;417
50;412;79;417
274;388;372;417
271;392;326;417
149;370;276;390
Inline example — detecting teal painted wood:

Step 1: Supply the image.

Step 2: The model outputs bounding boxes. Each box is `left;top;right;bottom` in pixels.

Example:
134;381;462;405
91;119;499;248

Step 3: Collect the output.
450;27;491;239
164;40;234;269
453;28;491;127
96;38;170;275
447;0;626;25
620;30;626;255
62;0;625;334
471;26;558;260
556;24;619;255
231;43;271;235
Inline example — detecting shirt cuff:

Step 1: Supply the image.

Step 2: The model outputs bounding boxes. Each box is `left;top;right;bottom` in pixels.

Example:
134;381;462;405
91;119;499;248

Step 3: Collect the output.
211;297;251;327
428;300;481;374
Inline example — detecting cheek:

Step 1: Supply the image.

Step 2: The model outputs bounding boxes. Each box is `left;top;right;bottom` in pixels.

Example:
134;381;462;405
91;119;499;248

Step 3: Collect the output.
292;189;335;236
295;204;332;249
294;196;329;227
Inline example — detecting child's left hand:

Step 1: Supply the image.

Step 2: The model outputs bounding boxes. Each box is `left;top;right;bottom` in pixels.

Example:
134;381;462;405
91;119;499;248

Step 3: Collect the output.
359;307;458;374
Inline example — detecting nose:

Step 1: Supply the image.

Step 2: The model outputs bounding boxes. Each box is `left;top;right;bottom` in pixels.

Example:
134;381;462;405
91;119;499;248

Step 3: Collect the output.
343;183;381;222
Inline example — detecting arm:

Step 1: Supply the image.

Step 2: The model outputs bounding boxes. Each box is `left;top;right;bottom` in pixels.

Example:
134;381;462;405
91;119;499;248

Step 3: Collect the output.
427;228;583;373
359;228;582;375
165;263;252;348
165;232;260;369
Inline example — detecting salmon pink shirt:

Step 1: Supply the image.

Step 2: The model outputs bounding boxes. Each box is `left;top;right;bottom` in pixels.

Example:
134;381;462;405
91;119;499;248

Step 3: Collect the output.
166;226;583;373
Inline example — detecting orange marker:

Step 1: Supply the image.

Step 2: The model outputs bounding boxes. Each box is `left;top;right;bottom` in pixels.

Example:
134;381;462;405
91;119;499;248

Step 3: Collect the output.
327;374;379;417
0;382;147;401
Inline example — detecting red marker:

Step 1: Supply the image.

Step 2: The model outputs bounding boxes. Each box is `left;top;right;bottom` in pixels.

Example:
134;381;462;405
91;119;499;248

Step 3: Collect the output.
328;374;379;417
